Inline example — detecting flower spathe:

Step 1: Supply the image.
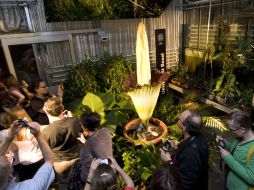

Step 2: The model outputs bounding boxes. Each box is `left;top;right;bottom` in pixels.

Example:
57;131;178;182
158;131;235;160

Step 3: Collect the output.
127;84;162;126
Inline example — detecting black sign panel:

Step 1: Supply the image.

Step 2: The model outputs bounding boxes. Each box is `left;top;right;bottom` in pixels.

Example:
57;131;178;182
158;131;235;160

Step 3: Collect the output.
155;29;166;94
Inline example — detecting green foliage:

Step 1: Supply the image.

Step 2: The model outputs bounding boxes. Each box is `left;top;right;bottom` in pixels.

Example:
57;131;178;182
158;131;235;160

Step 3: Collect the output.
153;93;183;126
170;64;190;87
239;88;253;107
122;144;162;188
44;0;119;21
81;92;136;133
65;98;83;117
168;124;183;139
184;48;206;73
64;55;135;103
203;116;228;132
98;54;135;94
63;58;99;103
213;71;240;102
44;0;172;22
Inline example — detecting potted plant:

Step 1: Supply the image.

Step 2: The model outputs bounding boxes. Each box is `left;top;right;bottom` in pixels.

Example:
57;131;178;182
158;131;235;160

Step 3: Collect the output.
238;88;253;112
170;64;190;88
123;22;169;145
213;71;240;105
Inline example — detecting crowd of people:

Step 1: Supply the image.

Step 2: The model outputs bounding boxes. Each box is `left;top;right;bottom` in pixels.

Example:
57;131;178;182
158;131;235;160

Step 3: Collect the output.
0;72;254;190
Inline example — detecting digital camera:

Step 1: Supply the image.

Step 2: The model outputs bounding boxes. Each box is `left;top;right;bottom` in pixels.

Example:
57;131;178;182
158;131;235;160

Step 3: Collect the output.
218;139;226;149
162;140;171;152
100;158;111;165
17;118;29;127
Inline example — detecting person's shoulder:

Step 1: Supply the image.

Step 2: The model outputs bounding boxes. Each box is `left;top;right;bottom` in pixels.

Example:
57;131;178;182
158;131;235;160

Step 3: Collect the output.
184;136;208;151
56;117;79;128
65;116;79;123
100;127;111;134
30;96;42;103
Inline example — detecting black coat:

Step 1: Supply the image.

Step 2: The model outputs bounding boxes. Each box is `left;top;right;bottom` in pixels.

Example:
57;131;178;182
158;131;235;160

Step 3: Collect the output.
174;135;209;190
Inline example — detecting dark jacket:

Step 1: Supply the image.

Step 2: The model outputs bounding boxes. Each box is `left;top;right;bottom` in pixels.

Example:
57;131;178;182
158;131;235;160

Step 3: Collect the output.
41;117;82;161
27;96;49;125
174;135;209;190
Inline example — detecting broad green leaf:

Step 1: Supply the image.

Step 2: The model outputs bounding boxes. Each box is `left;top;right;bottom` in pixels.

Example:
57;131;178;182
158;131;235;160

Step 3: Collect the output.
100;93;115;109
141;170;152;181
82;92;105;115
105;111;129;125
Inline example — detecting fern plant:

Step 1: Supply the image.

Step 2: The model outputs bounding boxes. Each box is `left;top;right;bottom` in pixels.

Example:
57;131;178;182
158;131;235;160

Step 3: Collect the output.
203;116;228;132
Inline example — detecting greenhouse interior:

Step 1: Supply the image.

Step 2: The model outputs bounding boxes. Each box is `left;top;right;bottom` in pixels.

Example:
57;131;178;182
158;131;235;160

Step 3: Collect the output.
0;0;254;190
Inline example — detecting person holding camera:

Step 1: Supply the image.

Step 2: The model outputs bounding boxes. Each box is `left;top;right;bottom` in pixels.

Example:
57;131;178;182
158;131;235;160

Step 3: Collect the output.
4;108;44;181
216;112;254;190
80;112;113;185
84;157;134;190
0;121;55;190
159;109;209;190
41;96;82;188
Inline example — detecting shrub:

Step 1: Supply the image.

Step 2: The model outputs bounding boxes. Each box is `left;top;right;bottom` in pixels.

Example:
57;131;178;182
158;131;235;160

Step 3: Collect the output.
98;54;135;94
64;54;135;103
63;58;100;103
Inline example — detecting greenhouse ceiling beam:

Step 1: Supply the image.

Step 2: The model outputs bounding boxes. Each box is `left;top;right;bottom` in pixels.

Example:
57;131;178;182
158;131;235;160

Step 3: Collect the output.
183;0;251;9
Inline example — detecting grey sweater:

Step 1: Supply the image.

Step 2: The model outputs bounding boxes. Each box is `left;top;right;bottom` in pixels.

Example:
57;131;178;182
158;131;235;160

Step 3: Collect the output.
80;128;113;182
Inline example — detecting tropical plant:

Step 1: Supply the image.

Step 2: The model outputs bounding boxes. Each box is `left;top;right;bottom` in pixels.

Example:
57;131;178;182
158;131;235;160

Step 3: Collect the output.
153;93;182;126
81;92;136;132
170;64;190;87
185;48;206;73
64;54;135;103
213;71;240;103
122;143;163;188
63;57;100;103
98;54;135;94
44;0;172;21
239;88;253;107
203;116;228;132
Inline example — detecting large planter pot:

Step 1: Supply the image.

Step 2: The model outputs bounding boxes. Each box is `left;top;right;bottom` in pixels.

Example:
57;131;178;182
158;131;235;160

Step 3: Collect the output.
123;118;168;144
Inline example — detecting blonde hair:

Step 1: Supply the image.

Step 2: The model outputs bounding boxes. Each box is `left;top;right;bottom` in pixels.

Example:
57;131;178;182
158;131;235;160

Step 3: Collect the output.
3;106;32;141
44;97;64;116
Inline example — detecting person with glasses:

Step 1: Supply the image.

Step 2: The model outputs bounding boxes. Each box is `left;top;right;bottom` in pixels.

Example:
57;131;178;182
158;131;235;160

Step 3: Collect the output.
159;109;209;190
27;80;63;125
216;112;254;190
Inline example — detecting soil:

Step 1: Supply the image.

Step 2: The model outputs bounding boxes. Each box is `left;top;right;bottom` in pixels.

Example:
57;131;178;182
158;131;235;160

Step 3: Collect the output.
125;119;164;141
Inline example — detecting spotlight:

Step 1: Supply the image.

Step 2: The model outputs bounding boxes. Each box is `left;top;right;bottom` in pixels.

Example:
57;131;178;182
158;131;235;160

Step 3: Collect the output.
98;31;109;42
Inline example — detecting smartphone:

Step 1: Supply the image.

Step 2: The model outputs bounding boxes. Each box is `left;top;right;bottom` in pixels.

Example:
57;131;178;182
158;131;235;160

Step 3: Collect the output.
17;118;29;127
218;139;227;149
100;158;112;165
